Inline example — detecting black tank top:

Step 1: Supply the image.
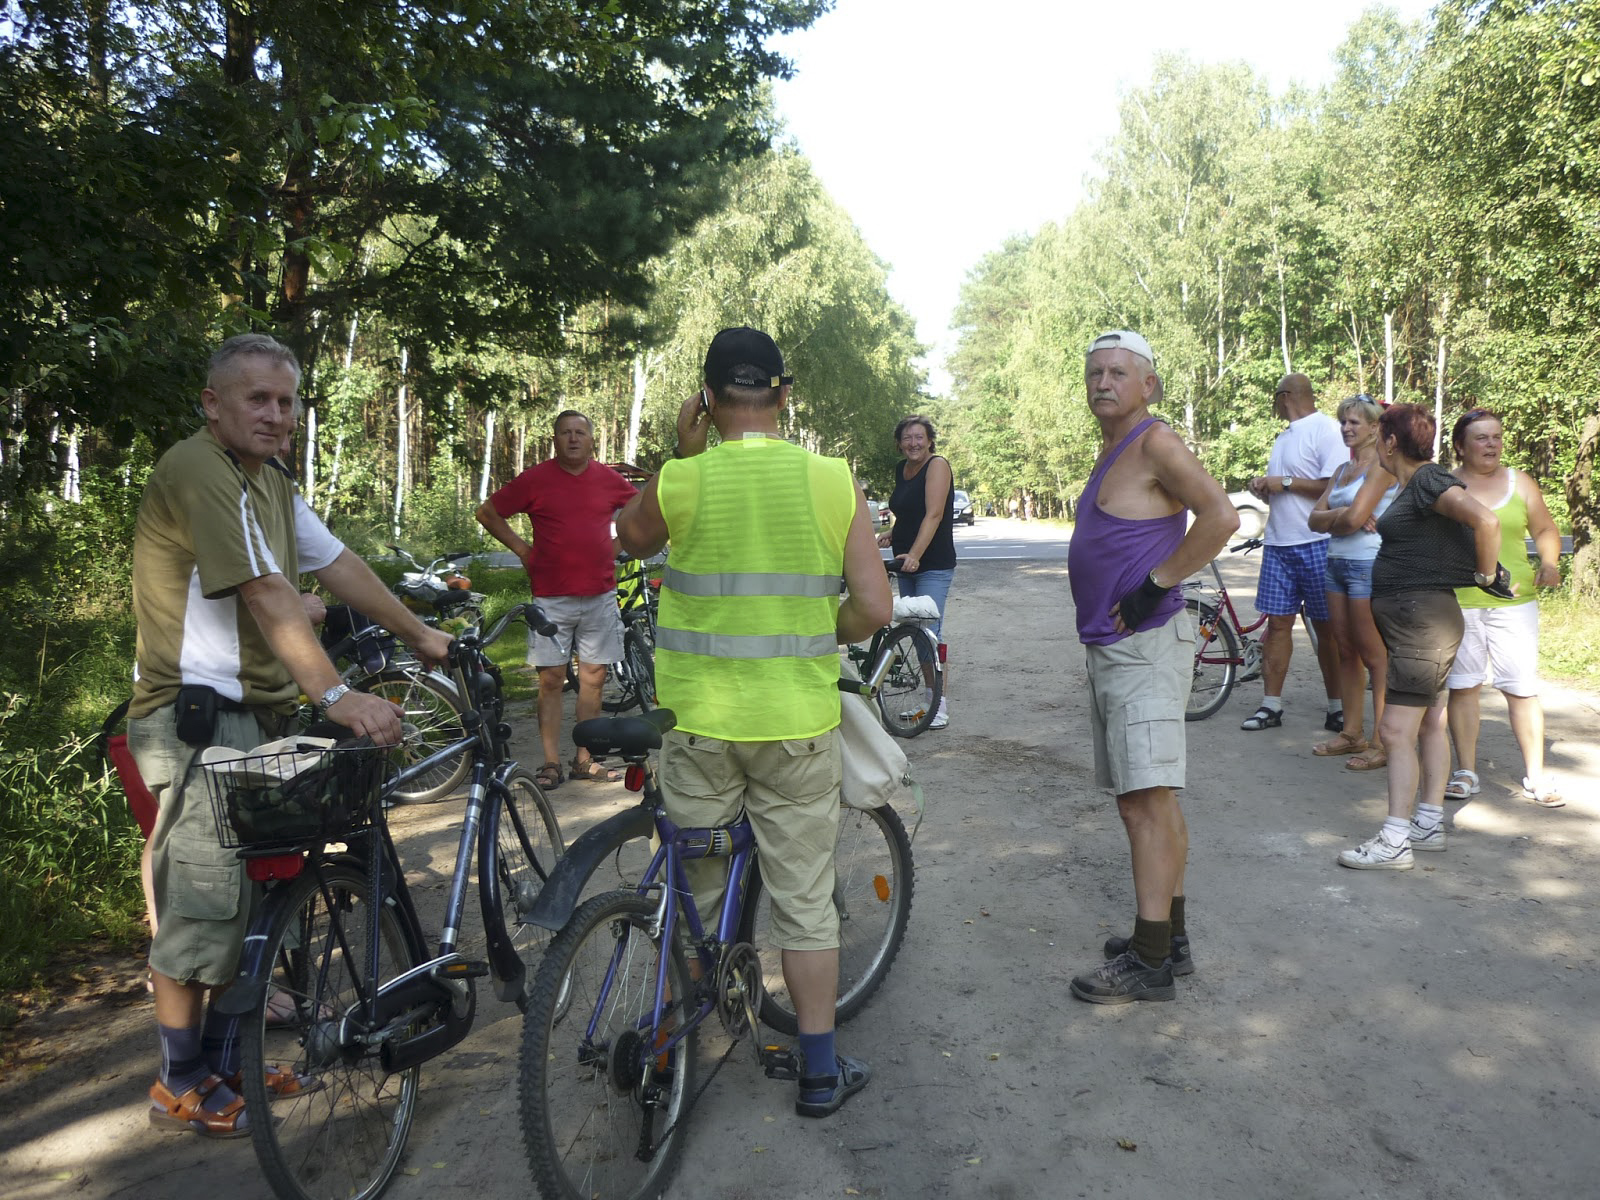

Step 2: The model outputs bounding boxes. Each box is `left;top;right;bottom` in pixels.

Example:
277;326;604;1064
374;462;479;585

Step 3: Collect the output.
890;455;957;570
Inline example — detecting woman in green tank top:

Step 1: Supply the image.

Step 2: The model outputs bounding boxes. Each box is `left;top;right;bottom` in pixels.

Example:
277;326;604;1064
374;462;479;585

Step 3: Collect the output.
1443;410;1566;807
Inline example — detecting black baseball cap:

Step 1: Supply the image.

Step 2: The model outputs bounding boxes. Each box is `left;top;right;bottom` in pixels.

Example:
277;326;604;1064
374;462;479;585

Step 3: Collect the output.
703;326;793;389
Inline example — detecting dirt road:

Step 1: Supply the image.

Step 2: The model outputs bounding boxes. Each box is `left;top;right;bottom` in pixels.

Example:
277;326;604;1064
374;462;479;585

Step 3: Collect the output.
4;535;1598;1199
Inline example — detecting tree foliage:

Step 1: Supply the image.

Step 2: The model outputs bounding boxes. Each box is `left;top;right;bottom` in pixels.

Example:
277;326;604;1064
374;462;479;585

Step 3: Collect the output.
945;2;1599;587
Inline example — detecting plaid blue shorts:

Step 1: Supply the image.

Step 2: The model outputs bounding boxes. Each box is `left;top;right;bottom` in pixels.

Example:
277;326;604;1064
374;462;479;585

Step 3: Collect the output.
1257;541;1332;621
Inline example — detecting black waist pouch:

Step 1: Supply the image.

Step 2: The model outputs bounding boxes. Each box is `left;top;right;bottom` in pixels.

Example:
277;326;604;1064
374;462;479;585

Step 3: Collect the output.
175;684;221;745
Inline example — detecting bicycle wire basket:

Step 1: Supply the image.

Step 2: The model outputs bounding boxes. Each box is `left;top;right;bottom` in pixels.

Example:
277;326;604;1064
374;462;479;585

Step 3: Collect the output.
202;738;387;849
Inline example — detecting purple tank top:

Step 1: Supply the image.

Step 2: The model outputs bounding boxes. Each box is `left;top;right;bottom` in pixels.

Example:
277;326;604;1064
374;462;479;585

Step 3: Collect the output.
1068;418;1187;645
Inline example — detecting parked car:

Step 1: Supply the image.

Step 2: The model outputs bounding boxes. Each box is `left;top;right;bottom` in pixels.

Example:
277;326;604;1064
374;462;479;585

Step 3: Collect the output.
952;489;975;525
1228;490;1268;540
866;497;891;528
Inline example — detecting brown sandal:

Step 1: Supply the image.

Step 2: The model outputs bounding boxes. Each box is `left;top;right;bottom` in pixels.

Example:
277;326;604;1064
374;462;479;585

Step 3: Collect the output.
1313;731;1369;757
534;761;564;790
1345;747;1388;771
227;1063;322;1101
148;1075;248;1138
569;756;620;783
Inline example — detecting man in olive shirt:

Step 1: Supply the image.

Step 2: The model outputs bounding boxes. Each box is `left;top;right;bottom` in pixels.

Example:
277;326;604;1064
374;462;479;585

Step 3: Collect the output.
132;333;451;1137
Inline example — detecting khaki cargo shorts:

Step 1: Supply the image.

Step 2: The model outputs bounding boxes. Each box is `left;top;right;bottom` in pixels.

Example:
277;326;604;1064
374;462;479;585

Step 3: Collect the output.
660;728;842;951
1085;610;1194;796
130;705;285;987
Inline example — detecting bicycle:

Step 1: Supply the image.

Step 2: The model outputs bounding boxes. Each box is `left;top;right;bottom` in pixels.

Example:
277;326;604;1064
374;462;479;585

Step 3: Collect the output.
316;602;558;805
599;551;664;714
205;612;565;1200
1183;537;1320;721
389;544;486;631
517;705;915;1200
843;560;943;738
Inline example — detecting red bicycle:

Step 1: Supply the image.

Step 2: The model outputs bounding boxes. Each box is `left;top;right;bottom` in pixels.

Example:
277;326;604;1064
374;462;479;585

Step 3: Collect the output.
1183;538;1318;721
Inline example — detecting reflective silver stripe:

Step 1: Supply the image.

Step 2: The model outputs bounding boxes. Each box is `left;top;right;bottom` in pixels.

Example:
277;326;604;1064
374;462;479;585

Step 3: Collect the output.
657;628;838;659
661;564;838;598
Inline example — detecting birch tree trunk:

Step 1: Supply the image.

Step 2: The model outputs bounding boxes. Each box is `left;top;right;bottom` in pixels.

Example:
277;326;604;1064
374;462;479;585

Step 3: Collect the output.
628;351;648;465
478;408;496;502
1384;310;1394;404
303;401;317;499
393;345;409;541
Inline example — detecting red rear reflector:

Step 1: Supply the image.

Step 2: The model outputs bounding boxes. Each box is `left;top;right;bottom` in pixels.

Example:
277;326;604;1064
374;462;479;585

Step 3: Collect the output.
625;764;646;792
246;853;305;882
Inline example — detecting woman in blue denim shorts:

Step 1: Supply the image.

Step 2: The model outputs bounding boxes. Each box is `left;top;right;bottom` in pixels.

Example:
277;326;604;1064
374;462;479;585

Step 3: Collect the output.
1308;395;1398;768
877;415;956;728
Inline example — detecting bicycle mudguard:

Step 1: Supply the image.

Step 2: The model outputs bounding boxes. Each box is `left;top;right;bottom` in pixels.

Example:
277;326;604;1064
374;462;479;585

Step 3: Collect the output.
527;806;655;931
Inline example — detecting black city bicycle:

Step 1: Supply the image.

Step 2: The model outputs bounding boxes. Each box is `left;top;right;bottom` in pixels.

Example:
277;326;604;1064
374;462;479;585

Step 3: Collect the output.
517;706;914;1200
205;612;564;1200
843;560;943;738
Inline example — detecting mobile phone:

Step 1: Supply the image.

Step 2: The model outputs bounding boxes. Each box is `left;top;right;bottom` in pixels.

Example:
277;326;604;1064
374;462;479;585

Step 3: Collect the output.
698;388;710;415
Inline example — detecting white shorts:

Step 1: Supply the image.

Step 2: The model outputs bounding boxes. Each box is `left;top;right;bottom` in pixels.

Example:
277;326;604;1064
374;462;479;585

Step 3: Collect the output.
1447;603;1540;696
527;592;624;668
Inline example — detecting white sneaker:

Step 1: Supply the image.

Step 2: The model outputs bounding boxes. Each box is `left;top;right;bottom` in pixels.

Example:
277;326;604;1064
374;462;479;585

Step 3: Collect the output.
929;705;949;730
1338;834;1414;870
1408;821;1447;852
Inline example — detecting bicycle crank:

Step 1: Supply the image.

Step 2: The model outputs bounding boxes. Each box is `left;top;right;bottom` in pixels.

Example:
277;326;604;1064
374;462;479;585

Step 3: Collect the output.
714;942;765;1053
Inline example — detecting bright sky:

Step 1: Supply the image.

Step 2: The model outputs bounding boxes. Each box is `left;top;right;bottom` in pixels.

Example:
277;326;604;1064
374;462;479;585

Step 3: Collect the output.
771;0;1437;392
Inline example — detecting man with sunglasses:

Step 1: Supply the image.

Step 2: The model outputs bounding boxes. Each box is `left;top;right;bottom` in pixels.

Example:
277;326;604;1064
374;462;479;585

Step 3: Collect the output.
1240;374;1348;733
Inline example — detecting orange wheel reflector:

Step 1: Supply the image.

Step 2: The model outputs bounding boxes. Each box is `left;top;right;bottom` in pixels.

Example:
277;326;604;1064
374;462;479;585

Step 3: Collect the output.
873;875;890;903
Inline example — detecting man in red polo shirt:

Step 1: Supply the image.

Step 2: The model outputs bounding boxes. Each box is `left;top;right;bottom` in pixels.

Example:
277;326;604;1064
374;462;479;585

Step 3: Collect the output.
477;409;637;787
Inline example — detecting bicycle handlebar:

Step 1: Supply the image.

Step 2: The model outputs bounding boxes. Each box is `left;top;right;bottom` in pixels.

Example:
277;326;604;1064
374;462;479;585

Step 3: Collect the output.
1229;537;1265;554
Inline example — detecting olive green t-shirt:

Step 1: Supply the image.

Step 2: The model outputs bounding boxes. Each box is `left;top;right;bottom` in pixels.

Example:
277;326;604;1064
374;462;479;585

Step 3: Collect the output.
130;428;301;718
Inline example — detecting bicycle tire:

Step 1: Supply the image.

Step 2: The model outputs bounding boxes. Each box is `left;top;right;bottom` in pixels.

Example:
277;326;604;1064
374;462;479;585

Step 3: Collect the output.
520;890;697;1200
1185;598;1239;722
359;669;468;804
874;625;942;738
739;802;914;1035
600;625;655;715
241;863;423;1200
485;766;566;1011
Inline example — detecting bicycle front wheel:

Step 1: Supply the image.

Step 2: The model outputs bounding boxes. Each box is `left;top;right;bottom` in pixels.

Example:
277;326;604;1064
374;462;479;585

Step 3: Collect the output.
874;625;941;738
485;766;565;1010
520;891;697;1200
740;802;914;1035
1186;598;1239;722
241;863;423;1200
361;669;468;804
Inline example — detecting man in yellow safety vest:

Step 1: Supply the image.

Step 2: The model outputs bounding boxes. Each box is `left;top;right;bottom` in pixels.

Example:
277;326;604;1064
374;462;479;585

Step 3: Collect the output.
616;326;891;1117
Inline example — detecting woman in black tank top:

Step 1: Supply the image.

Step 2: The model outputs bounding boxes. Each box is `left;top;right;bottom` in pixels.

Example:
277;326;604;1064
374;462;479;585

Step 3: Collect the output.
876;415;956;727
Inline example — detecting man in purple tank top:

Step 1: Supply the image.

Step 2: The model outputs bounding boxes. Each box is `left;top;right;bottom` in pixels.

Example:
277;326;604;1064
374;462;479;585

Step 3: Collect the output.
1065;331;1238;1004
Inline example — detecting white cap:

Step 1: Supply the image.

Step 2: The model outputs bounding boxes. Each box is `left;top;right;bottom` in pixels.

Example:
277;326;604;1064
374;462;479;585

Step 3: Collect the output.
1086;330;1155;368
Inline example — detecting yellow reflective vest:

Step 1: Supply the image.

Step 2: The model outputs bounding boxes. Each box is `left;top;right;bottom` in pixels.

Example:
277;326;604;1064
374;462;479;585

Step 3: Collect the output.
656;437;855;740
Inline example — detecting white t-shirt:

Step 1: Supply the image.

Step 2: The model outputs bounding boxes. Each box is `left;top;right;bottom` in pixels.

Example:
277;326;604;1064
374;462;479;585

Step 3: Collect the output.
293;493;346;571
1264;411;1347;546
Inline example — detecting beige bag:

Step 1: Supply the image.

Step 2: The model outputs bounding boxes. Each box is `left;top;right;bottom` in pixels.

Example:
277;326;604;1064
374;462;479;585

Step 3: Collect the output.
836;665;925;837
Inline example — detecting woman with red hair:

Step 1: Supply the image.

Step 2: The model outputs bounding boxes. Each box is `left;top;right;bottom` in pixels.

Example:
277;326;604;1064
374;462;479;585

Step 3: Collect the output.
1336;404;1513;871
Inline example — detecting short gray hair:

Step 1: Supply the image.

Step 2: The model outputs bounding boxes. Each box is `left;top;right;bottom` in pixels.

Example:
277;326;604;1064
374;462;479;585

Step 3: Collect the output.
207;333;301;391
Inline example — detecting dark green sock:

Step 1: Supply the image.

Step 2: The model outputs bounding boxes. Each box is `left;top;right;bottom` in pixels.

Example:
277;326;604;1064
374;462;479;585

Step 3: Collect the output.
1169;896;1186;940
1130;917;1172;967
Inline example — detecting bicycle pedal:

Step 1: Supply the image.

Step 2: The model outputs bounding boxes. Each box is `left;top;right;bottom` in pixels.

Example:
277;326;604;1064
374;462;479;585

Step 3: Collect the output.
760;1045;799;1080
434;959;490;979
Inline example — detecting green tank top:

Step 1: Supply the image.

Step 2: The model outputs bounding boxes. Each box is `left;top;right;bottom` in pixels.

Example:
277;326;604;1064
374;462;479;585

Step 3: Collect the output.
1456;471;1534;609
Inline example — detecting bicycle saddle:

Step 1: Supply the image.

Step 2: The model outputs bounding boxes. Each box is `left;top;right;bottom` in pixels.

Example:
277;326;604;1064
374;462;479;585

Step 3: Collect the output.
572;709;677;759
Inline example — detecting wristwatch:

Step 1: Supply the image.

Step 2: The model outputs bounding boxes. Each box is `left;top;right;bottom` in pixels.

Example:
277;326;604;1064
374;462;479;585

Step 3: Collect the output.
320;683;351;710
1473;570;1495;588
1280;476;1293;492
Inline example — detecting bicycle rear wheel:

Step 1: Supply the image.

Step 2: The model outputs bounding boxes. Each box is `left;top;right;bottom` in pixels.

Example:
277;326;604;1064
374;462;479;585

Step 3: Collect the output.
874;625;941;738
485;766;565;1011
520;891;697;1200
241;863;422;1200
360;669;468;804
1185;598;1239;722
740;802;914;1035
600;626;654;714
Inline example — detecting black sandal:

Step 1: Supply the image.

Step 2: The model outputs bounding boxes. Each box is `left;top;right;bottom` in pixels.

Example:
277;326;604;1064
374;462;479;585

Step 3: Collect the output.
1240;705;1283;731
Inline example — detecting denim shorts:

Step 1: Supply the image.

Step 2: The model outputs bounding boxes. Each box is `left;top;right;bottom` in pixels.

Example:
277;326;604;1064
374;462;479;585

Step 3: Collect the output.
1324;555;1375;599
897;567;954;642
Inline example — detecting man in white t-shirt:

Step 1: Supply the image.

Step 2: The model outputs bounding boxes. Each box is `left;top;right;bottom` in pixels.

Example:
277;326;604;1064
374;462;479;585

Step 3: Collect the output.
1239;374;1347;733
